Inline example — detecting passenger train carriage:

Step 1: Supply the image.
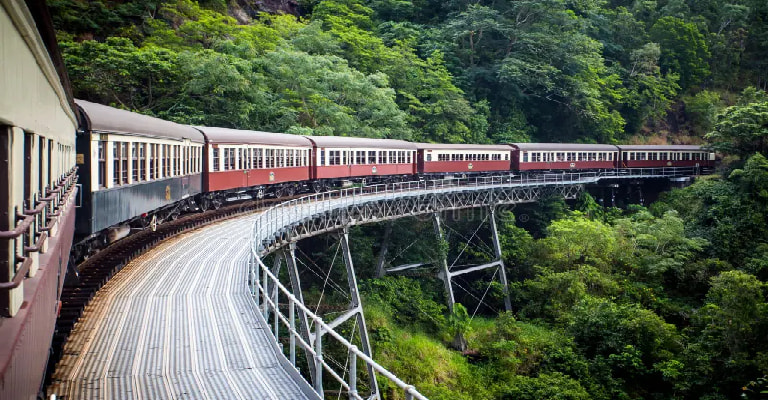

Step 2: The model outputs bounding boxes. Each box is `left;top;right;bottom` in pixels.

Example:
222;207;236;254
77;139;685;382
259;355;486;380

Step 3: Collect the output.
617;144;715;168
1;1;80;398
511;143;619;171
417;143;511;176
197;126;312;200
74;100;205;244
307;135;417;186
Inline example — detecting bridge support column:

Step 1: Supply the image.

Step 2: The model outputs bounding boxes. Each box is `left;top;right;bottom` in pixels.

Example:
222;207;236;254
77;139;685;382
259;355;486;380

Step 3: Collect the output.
284;243;316;384
489;206;512;312
433;213;456;313
339;227;380;399
374;221;393;278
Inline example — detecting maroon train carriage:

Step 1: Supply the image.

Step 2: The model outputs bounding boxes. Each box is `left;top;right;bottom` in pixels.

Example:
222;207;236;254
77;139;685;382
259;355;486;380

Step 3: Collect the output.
416;143;511;176
616;145;715;169
197;127;313;199
306;136;417;186
511;143;619;171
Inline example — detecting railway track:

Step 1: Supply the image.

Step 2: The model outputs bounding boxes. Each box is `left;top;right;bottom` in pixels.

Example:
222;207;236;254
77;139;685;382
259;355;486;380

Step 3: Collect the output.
46;196;297;387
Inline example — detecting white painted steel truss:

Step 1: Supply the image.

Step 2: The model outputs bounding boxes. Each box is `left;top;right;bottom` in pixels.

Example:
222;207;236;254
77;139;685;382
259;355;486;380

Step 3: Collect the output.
248;167;706;400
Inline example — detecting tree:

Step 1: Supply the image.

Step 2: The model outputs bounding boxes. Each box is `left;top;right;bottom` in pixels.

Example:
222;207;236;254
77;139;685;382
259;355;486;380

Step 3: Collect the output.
706;95;768;157
649;16;710;90
689;271;768;397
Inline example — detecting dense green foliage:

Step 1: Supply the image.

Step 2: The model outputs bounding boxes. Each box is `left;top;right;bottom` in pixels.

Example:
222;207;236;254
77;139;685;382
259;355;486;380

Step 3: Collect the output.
357;178;767;399
50;0;768;142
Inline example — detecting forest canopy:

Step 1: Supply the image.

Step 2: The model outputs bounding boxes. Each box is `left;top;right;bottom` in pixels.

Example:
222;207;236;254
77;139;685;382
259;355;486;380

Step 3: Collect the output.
49;0;768;144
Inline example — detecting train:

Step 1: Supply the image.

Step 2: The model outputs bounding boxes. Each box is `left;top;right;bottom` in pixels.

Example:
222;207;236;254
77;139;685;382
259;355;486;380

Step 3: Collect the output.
72;99;716;260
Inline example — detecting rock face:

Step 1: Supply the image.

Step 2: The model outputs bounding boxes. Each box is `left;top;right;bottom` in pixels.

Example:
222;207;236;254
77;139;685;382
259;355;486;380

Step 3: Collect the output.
229;0;301;23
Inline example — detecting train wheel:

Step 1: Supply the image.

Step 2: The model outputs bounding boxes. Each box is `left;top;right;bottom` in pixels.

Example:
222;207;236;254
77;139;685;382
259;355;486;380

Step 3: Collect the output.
311;181;323;193
285;185;296;197
212;196;223;210
199;197;210;212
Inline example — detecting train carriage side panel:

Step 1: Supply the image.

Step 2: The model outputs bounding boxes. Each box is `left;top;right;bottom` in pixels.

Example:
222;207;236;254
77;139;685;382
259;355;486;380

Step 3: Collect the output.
0;1;80;398
416;143;512;174
307;136;417;180
75;100;205;237
197;127;313;192
616;145;715;169
511;143;619;171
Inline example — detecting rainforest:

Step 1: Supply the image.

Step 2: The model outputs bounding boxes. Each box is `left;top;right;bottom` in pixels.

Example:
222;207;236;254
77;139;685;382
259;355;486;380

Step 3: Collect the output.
48;0;768;398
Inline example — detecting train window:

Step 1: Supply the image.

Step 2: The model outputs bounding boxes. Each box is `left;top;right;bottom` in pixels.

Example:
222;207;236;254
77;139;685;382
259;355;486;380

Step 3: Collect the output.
149;144;156;178
522;152;529;162
174;145;180;175
165;144;171;176
139;144;145;180
330;150;340;165
131;143;139;182
288;149;295;167
98;141;106;188
113;142;120;186
189;147;194;174
366;151;375;164
354;151;363;164
227;148;235;170
682;152;691;161
170;145;175;175
121;143;129;184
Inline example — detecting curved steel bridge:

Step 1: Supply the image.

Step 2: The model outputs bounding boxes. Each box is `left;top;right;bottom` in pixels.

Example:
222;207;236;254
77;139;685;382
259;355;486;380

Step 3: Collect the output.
247;168;699;400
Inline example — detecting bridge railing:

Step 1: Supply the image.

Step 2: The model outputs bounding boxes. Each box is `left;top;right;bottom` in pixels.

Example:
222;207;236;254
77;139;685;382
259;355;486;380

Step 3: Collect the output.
248;254;428;400
251;166;701;253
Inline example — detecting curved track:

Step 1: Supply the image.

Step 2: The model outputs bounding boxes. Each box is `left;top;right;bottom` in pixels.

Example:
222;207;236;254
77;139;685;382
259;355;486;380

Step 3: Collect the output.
48;215;314;399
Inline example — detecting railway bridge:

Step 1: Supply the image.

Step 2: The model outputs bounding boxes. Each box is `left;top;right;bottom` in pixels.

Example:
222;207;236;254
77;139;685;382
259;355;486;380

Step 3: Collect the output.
43;169;701;400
